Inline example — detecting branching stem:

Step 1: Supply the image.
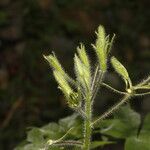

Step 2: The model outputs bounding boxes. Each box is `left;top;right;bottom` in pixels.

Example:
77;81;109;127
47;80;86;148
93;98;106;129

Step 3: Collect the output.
102;83;150;97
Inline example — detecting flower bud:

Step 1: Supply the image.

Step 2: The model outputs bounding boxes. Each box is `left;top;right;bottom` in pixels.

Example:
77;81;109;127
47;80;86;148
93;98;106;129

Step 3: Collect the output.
43;54;65;76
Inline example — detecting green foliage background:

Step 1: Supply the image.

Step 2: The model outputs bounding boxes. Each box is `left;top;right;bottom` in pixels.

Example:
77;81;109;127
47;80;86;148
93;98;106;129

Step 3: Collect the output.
0;0;150;149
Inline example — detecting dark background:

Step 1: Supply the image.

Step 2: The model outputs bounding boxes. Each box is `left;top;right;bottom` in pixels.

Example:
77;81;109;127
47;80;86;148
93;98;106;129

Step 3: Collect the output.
0;0;150;149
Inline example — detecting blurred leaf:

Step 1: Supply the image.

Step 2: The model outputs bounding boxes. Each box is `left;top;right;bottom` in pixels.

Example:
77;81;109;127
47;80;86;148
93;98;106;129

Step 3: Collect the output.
15;144;42;150
90;141;114;149
140;113;150;134
138;113;150;141
27;128;45;144
15;113;82;149
125;113;150;150
125;136;150;150
59;113;79;129
96;106;141;139
15;143;61;150
114;105;141;128
41;122;62;139
59;113;82;138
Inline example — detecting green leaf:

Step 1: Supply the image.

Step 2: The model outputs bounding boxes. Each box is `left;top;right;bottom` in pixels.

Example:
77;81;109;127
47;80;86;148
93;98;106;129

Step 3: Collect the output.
125;136;150;150
42;122;62;139
59;113;79;129
139;113;150;141
91;141;114;149
114;106;141;128
96;106;141;139
15;143;60;150
141;113;150;132
111;57;132;88
59;113;82;138
27;128;45;144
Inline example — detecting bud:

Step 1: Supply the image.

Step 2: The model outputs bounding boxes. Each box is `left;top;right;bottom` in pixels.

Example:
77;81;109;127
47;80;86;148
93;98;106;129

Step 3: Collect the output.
54;70;80;108
74;54;91;90
111;56;132;88
77;43;90;69
93;25;106;71
92;25;115;72
68;92;79;108
53;70;72;96
43;54;65;76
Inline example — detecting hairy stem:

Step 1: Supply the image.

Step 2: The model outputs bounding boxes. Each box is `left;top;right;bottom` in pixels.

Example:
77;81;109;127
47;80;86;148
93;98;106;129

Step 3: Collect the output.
91;94;132;127
91;70;105;102
83;94;92;150
53;140;83;147
74;107;87;119
91;66;99;91
134;91;150;96
136;76;150;87
134;86;150;90
102;83;127;95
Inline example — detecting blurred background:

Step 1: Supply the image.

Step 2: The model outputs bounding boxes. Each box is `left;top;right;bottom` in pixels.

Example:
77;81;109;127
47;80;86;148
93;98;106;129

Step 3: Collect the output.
0;0;150;149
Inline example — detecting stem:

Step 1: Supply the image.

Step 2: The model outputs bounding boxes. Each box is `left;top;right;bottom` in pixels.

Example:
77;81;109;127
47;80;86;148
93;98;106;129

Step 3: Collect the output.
102;83;150;97
74;107;87;119
53;140;83;147
91;94;132;127
83;94;92;150
134;86;150;90
136;76;150;87
91;66;99;91
134;91;150;97
91;70;104;102
102;83;127;95
45;140;82;150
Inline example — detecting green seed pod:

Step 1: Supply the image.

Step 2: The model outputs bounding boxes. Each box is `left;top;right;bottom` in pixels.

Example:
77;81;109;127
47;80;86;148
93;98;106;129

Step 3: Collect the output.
77;43;90;69
53;71;80;108
94;25;107;71
53;70;72;96
111;56;132;88
92;25;115;72
74;54;91;90
43;54;65;76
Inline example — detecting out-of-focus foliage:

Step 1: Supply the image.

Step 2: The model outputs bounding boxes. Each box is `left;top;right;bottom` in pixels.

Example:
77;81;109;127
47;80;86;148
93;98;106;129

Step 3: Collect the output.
15;106;150;150
95;106;150;150
125;114;150;150
15;114;83;150
0;0;150;149
15;113;113;150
